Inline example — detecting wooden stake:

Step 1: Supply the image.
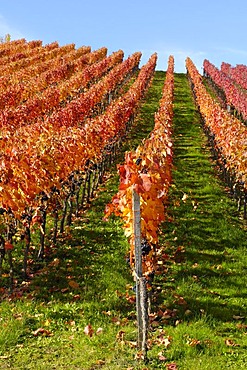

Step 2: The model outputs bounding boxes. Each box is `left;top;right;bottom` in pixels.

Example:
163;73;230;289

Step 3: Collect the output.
132;188;148;357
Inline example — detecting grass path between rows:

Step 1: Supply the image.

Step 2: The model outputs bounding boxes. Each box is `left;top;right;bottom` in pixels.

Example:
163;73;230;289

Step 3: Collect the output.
0;71;246;370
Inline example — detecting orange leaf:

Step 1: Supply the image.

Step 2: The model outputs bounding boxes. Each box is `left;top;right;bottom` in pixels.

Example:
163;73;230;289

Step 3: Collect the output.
5;241;14;250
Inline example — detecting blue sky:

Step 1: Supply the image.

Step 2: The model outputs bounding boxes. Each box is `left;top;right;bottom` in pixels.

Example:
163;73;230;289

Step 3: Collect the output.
0;0;247;72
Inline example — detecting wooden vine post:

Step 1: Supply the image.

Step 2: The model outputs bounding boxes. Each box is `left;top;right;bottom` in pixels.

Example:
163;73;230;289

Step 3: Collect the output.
132;187;148;358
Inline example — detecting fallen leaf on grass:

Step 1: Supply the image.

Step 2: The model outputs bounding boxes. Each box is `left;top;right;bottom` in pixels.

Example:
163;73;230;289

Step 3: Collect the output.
236;323;247;331
125;293;136;304
173;294;187;305
61;288;69;293
163;308;178;319
72;294;81;301
134;351;145;360
158;351;167;361
116;330;125;342
68;280;80;289
5;241;14;250
166;363;178;370
155;332;172;348
32;328;53;337
225;339;240;347
182;193;188;202
96;327;103;335
111;317;121;325
84;324;94;337
96;359;105;365
43;319;52;327
102;310;112;316
66;320;76;326
187;338;201;347
161;337;172;348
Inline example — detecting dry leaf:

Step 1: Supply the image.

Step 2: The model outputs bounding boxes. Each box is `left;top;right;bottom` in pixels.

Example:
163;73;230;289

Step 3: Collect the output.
158;351;167;361
182;193;188;202
225;339;240;347
96;327;103;335
134;351;145;360
236;323;247;331
68;280;80;289
166;363;178;370
96;360;105;365
84;324;94;337
32;328;53;337
187;338;201;347
116;330;125;341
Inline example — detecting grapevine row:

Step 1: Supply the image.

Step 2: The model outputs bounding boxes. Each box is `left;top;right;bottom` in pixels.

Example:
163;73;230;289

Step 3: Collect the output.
104;55;174;277
203;59;247;121
0;41;59;72
0;43;76;85
0;49;125;130
0;39;42;59
187;57;247;214
0;46;106;110
42;50;141;130
0;53;156;282
221;62;247;91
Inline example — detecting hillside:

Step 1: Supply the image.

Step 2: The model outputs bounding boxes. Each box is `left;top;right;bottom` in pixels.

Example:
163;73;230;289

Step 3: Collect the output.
0;41;246;369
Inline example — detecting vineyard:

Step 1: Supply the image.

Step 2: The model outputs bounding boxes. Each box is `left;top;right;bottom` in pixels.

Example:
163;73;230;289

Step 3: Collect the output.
0;39;246;369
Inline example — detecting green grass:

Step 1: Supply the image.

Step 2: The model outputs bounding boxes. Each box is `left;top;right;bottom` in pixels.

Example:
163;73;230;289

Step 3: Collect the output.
0;71;246;369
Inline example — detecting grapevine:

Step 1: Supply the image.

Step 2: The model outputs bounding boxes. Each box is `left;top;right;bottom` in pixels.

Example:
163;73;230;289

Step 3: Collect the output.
187;57;247;215
0;49;156;281
104;55;174;277
203;59;247;121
